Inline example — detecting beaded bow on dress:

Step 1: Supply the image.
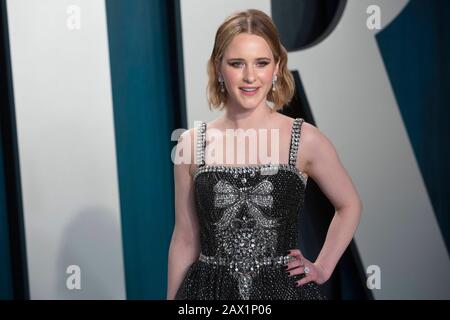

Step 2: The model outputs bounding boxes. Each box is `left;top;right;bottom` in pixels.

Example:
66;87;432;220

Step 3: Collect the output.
175;118;325;300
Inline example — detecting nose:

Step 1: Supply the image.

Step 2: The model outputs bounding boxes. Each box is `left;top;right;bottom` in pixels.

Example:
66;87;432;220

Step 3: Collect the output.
243;65;256;83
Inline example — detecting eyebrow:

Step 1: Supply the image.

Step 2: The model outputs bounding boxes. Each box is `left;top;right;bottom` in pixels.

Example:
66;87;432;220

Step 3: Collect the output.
226;57;272;61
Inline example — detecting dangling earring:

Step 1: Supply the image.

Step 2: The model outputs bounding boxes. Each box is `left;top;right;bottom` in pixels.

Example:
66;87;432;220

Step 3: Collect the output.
218;74;225;93
272;75;278;92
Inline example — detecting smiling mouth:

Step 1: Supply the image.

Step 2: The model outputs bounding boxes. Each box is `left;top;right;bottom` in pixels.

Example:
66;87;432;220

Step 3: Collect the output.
239;87;260;96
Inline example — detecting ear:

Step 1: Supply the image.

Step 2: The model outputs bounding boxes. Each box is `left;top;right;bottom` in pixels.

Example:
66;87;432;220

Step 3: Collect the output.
274;60;280;77
215;60;221;76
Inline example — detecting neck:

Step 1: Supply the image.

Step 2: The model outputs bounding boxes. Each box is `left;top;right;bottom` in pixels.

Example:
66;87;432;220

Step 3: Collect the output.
222;101;274;130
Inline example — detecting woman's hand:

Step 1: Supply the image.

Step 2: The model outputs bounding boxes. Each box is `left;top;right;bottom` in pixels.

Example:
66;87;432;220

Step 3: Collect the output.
284;249;330;287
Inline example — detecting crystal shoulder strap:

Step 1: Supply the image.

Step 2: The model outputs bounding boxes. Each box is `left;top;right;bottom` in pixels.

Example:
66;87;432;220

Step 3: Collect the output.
289;118;304;167
196;121;207;166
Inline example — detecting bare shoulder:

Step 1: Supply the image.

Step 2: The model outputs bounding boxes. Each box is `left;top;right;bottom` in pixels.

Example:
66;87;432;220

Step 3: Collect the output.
300;120;334;152
178;127;196;150
299;120;338;175
175;127;196;179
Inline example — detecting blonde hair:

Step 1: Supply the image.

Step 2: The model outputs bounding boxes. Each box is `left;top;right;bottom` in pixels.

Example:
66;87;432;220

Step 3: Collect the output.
207;9;295;111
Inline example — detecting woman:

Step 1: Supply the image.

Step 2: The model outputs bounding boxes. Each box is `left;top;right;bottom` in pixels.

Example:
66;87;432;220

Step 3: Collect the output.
167;9;362;300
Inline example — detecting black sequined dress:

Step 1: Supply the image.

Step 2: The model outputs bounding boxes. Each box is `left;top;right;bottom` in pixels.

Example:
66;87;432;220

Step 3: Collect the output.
175;118;325;300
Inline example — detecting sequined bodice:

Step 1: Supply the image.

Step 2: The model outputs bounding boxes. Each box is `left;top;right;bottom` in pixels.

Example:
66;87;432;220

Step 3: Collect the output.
194;163;307;260
189;118;308;299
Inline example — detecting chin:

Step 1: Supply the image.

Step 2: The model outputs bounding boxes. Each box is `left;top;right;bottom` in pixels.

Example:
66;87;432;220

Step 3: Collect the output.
238;101;261;110
236;97;264;108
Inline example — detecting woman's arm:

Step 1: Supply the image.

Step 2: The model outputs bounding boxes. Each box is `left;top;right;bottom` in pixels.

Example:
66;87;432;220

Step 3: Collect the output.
286;122;363;285
167;129;201;299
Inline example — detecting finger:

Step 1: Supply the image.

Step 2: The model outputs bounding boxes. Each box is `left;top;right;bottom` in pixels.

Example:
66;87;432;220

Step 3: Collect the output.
286;266;307;276
288;250;305;266
287;249;304;260
284;259;302;271
295;276;315;287
289;264;316;277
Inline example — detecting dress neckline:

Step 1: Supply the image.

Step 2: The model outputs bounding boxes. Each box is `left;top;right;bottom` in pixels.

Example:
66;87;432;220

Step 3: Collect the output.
193;162;308;185
193;117;307;184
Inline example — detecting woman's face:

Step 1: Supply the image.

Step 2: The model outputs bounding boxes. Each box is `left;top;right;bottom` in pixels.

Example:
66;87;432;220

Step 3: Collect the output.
218;33;279;111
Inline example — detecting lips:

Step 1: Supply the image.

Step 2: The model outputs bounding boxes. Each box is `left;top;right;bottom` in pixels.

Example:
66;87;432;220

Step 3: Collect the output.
239;87;260;96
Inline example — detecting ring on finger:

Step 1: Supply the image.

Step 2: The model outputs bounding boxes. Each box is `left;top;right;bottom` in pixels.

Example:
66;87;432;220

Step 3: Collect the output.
304;266;310;275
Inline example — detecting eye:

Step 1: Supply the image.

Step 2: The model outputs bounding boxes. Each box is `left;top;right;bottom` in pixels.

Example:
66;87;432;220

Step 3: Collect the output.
228;61;269;68
256;61;269;67
229;62;244;68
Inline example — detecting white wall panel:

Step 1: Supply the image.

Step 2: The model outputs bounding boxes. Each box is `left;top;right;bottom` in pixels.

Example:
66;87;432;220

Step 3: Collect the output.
7;0;125;299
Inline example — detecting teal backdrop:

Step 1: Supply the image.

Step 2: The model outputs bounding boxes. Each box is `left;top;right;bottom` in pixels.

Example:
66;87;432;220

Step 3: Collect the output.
377;0;450;253
0;0;14;299
0;131;13;300
105;0;180;299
